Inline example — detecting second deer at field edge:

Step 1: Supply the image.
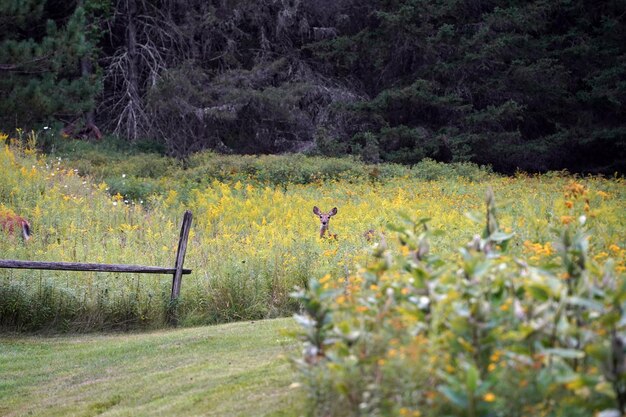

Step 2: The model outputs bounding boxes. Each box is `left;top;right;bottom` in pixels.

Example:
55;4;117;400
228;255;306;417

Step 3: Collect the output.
0;211;32;241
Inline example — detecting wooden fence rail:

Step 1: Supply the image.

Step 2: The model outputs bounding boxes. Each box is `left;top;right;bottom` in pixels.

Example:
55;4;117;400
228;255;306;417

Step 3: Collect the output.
0;260;191;275
0;210;193;325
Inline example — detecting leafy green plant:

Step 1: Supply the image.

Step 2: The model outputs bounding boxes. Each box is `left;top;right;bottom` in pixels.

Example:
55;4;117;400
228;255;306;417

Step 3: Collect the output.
292;186;626;417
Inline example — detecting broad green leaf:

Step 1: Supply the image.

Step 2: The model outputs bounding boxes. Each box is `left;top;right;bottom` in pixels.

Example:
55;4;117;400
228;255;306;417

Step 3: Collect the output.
293;313;315;328
601;311;621;327
489;231;515;242
466;364;479;393
543;348;585;359
438;386;468;408
527;284;550;301
595;383;617;399
585;343;609;361
567;296;604;312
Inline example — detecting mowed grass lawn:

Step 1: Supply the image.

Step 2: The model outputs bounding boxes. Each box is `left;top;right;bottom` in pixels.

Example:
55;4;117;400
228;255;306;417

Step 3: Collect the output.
0;318;303;416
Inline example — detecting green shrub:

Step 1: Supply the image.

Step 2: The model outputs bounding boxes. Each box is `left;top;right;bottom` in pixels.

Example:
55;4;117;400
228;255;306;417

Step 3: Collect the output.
411;158;493;181
292;188;626;417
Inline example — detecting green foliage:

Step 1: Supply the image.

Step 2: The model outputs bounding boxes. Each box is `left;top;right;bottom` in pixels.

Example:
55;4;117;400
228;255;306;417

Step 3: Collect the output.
0;0;107;129
0;278;167;331
49;138;494;201
309;0;626;173
411;158;493;181
2;0;623;174
292;188;626;416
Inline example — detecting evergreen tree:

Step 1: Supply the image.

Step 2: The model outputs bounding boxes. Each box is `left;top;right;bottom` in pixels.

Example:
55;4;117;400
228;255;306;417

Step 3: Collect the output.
309;0;626;173
0;0;104;130
0;0;623;173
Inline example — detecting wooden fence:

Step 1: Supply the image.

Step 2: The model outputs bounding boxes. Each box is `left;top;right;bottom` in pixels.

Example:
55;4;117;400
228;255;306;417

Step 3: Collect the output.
0;210;193;325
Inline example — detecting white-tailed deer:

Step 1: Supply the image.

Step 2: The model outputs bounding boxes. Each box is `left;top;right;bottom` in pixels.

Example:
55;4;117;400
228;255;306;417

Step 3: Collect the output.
0;211;32;241
313;206;337;238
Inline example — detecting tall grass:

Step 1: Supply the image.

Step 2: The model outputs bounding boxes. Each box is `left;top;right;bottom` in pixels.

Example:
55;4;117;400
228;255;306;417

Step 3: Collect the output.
1;132;624;331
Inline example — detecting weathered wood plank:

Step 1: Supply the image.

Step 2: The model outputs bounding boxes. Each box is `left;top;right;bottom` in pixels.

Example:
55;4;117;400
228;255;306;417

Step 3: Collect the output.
0;260;192;275
171;210;193;300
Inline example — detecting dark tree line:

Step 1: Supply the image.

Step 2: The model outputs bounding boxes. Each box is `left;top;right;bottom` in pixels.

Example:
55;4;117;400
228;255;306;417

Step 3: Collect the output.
1;0;625;173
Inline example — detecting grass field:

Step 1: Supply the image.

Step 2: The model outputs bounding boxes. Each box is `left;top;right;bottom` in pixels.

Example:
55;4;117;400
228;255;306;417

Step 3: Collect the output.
0;318;302;416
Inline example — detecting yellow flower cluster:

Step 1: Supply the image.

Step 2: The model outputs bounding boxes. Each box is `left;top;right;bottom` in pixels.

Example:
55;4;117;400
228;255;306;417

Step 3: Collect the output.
523;241;554;262
564;181;587;199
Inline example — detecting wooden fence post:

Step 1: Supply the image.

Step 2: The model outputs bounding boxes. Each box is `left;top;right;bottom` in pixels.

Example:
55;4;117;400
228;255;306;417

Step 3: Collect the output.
168;210;193;325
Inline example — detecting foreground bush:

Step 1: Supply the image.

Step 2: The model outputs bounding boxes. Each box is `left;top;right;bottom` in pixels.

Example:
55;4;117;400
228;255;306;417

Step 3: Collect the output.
293;187;626;417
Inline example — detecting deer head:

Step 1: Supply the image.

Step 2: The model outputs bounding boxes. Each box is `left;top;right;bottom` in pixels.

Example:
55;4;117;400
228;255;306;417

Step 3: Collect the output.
313;206;337;238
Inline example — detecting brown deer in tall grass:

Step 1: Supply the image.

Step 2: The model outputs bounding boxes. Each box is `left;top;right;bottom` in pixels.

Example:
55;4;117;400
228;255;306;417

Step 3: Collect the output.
0;210;32;241
313;206;337;239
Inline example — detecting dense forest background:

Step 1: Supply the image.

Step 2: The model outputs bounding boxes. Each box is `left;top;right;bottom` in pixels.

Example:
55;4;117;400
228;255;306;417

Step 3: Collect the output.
1;0;624;173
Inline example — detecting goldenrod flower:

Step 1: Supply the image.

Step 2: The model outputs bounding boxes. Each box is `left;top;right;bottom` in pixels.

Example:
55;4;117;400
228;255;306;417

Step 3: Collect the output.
483;392;496;402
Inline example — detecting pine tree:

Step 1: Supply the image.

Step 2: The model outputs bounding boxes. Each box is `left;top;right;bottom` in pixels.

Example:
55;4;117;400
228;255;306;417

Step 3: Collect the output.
308;0;626;173
0;0;104;130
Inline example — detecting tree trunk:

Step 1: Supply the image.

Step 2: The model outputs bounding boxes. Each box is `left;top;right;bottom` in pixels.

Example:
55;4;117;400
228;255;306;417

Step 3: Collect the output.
126;0;140;141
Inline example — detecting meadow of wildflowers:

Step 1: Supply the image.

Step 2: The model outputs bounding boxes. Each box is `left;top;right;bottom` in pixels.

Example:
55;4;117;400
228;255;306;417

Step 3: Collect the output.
0;132;624;336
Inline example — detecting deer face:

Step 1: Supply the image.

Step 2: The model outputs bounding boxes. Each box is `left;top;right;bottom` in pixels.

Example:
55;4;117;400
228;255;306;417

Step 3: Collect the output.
313;206;337;235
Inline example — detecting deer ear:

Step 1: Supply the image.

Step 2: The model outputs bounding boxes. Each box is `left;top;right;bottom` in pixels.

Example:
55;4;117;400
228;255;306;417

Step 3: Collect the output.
313;206;320;215
330;207;337;216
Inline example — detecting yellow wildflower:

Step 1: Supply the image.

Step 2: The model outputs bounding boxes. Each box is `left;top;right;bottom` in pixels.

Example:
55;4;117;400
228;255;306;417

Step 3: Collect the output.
483;392;496;402
565;181;586;198
594;252;609;261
